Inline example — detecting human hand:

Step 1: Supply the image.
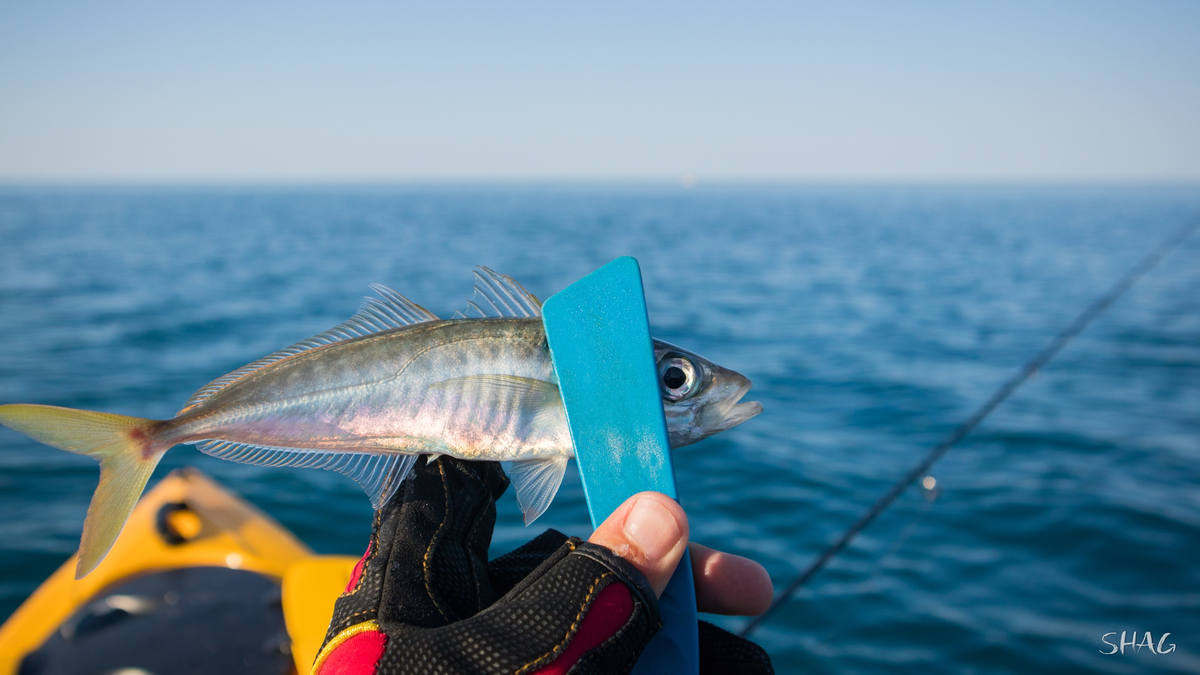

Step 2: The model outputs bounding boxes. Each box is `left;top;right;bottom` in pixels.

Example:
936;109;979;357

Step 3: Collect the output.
587;490;774;615
312;457;774;675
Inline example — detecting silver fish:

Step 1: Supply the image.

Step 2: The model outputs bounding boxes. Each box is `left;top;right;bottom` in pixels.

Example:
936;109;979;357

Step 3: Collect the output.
0;267;762;578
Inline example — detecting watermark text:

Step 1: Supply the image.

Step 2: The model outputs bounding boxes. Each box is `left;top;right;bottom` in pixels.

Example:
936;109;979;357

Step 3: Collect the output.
1100;631;1175;655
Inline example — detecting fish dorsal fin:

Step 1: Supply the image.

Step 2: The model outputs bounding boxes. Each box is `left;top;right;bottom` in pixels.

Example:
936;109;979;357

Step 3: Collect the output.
453;267;542;319
364;283;441;326
178;285;438;414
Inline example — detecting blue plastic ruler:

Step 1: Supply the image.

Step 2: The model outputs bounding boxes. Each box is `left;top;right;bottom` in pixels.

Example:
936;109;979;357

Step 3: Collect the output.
542;256;699;675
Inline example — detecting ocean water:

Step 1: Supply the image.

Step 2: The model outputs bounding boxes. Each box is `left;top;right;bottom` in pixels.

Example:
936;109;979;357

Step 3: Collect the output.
1;184;1198;674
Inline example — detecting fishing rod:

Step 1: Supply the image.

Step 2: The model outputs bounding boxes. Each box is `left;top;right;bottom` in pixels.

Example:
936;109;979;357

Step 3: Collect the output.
741;212;1200;639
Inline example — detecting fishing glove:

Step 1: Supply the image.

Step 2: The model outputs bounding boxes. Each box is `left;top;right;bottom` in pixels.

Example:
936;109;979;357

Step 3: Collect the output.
312;456;774;675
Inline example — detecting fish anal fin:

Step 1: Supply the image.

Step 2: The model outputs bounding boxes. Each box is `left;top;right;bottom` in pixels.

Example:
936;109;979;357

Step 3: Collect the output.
193;441;423;510
507;456;569;525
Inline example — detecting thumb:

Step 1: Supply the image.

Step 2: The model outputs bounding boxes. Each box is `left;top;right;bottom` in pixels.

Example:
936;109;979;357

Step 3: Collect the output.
587;492;689;597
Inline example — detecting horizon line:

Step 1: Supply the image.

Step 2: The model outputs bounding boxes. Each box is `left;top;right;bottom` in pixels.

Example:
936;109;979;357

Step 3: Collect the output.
2;177;1200;189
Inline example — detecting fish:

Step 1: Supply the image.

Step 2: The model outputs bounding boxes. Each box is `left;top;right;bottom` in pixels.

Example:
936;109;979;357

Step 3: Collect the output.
0;267;762;578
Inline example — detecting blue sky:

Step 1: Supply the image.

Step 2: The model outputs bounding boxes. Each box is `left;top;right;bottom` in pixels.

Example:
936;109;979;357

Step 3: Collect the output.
1;0;1197;182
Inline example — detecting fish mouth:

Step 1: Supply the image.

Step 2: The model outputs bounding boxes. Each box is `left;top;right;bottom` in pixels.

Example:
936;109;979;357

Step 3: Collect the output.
713;381;762;432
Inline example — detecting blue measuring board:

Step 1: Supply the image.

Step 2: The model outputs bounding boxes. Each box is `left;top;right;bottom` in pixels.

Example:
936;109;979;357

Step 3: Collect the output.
542;256;699;675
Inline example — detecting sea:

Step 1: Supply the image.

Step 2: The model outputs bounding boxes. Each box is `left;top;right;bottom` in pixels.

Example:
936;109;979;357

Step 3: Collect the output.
1;184;1198;674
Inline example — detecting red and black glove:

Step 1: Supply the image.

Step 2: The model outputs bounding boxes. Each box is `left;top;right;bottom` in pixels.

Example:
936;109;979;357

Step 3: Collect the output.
312;456;773;675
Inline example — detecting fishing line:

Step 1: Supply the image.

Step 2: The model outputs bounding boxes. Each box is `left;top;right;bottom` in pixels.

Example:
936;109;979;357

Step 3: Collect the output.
741;212;1200;638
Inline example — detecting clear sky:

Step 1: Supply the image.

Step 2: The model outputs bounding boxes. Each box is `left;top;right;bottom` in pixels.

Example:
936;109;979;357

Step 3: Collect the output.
1;0;1198;182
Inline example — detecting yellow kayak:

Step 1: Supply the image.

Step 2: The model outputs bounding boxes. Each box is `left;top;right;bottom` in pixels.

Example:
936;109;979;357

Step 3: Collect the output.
0;468;359;675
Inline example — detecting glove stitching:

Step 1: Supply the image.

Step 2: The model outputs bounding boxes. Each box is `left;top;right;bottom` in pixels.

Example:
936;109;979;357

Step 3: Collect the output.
570;546;658;620
310;619;382;674
512;571;613;675
423;458;455;623
568;609;640;675
334;607;379;629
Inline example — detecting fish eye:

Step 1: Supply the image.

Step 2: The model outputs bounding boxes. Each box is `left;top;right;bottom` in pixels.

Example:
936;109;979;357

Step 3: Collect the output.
658;355;698;401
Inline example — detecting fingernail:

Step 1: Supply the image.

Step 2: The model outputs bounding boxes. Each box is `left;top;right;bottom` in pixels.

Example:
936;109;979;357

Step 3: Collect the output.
623;498;681;562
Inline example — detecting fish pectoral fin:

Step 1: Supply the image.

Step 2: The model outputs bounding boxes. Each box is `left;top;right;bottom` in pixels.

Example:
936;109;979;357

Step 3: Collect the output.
507;456;569;526
429;375;560;412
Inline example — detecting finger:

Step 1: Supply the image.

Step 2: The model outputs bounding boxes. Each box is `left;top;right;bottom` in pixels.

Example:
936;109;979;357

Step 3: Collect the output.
587;491;689;597
689;542;774;616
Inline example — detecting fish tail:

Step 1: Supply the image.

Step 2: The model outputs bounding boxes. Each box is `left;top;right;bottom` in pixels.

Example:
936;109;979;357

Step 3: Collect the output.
0;404;168;578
